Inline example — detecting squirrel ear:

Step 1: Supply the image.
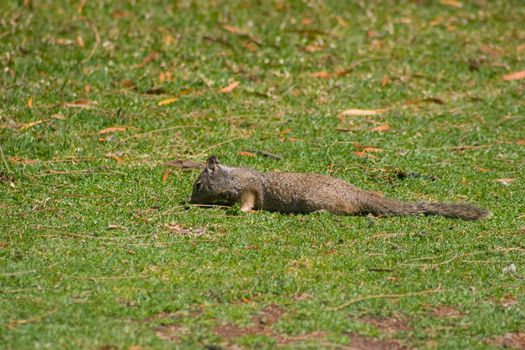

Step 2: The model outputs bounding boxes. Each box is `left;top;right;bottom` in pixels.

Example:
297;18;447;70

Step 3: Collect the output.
206;156;219;173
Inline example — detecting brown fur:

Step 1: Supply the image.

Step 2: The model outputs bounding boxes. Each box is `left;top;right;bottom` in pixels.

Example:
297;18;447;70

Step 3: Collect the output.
190;157;490;220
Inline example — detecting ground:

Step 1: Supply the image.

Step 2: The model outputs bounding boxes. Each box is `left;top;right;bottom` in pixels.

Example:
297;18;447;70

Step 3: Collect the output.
1;1;524;349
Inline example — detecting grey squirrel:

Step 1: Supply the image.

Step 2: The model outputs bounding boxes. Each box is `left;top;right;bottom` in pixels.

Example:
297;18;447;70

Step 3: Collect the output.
190;156;490;220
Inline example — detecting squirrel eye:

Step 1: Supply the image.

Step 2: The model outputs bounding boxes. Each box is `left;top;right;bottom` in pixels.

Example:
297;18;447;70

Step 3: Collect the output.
195;181;202;191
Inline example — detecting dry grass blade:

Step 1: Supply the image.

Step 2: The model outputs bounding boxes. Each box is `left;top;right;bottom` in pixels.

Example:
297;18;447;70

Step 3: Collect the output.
331;285;444;310
339;108;388;117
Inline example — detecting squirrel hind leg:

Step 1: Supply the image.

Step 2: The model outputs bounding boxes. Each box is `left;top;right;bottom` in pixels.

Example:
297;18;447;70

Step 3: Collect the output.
239;189;261;212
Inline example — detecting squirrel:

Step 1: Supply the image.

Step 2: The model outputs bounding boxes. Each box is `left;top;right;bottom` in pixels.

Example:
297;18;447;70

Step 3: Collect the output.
190;156;490;220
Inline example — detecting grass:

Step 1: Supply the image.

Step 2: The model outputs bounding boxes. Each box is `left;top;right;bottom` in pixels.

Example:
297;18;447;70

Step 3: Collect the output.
1;0;524;349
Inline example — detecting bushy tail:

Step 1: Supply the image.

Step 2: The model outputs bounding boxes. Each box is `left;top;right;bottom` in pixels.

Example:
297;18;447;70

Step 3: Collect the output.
361;196;490;220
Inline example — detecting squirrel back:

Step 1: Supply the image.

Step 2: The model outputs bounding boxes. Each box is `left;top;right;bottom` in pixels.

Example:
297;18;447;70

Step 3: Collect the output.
190;156;490;220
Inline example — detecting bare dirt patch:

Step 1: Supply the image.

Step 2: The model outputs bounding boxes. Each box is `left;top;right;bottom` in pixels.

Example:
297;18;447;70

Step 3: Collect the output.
358;315;411;335
215;323;263;338
348;333;411;350
277;331;327;344
215;304;326;345
215;304;284;339
487;332;525;349
253;304;284;326
431;306;463;318
155;324;188;341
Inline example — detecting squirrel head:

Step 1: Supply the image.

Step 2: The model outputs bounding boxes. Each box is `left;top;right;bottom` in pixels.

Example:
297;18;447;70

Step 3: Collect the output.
190;156;237;205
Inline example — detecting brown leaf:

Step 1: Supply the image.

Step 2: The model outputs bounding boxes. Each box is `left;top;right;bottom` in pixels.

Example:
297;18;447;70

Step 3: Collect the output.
157;97;178;106
339;108;387;117
242;41;258;52
63;99;98;109
516;44;525;53
310;71;331;79
223;25;244;35
336;69;351;77
503;71;525;81
120;79;136;89
27;96;33;108
381;76;390;87
135;52;160;68
111;10;129;19
372;124;391;132
440;0;463;8
305;44;323;53
98;126;127;135
219;81;240;93
20;120;44;130
163;34;175;46
76;35;85;47
105;152;124;163
301;17;313;25
159;71;173;82
162;170;170;183
238;151;256;157
516;140;525;145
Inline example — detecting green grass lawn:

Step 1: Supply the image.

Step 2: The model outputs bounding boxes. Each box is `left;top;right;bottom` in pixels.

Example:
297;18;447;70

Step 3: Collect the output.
1;0;524;349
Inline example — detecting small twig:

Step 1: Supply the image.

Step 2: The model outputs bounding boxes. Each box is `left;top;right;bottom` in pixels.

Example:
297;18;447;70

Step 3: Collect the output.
330;285;443;311
405;253;449;262
7;308;57;329
188;203;231;209
402;247;525;268
401;253;472;268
